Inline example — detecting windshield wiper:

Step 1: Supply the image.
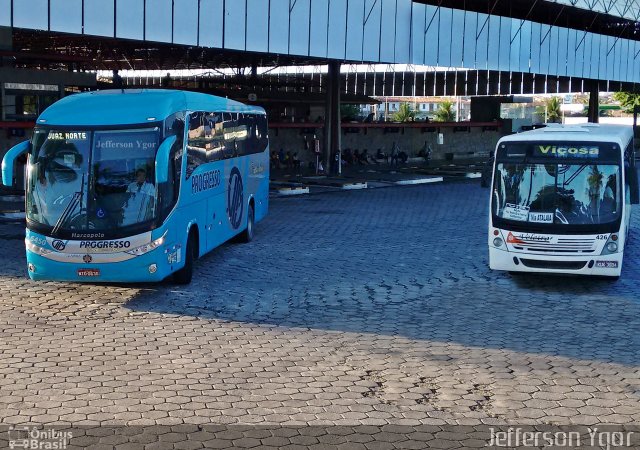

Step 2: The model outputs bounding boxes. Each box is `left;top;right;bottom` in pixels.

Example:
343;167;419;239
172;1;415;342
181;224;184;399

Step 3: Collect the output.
562;164;588;186
52;174;85;235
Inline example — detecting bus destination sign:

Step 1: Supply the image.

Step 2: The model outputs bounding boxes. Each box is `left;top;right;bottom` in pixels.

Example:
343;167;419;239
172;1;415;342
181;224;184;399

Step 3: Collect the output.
534;145;599;158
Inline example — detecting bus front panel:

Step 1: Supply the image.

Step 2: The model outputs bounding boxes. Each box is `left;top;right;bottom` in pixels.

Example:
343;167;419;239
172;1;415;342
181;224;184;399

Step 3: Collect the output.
488;139;628;277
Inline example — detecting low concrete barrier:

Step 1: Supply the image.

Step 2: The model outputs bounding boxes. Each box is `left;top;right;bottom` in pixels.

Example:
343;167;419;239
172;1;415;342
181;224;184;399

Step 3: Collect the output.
276;186;310;196
395;177;443;185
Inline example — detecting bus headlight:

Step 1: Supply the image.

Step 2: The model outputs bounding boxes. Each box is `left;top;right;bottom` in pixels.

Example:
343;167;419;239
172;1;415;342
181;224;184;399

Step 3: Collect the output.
493;237;504;247
25;239;52;256
126;232;167;256
601;235;619;255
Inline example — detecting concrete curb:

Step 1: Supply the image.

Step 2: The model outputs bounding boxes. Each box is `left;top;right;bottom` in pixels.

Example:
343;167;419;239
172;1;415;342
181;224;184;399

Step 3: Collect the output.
276;186;310;196
0;195;24;202
341;182;367;190
271;173;455;198
395;177;444;185
0;211;25;222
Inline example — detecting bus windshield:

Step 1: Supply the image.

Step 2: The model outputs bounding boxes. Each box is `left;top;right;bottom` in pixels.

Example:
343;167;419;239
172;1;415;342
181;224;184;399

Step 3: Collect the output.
27;127;160;235
492;141;622;229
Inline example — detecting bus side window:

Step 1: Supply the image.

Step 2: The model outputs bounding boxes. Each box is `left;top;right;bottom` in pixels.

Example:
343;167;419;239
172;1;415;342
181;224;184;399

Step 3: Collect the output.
256;114;268;153
251;114;261;155
165;113;184;195
169;139;183;204
153;114;182;219
247;114;259;155
625;140;633;166
186;112;207;179
235;113;249;156
204;112;224;162
223;113;237;158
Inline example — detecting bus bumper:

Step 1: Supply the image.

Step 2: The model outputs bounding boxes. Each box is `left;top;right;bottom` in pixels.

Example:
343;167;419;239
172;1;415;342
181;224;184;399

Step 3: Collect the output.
489;247;623;277
25;249;174;283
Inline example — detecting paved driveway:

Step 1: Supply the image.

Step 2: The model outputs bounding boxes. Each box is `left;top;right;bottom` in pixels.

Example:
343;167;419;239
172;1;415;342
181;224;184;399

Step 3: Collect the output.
0;182;639;434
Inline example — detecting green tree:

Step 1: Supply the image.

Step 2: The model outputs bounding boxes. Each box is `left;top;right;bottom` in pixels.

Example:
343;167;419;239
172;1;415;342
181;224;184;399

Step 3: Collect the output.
340;104;361;121
587;165;604;216
612;91;640;114
433;101;456;122
544;97;562;123
392;102;416;122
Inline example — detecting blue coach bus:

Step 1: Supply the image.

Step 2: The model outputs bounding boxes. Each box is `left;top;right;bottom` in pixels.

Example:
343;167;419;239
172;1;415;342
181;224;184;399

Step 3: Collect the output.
1;90;269;284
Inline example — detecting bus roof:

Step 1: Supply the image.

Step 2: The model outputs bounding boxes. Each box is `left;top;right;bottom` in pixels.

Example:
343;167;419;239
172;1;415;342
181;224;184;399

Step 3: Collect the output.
498;123;633;148
37;89;266;127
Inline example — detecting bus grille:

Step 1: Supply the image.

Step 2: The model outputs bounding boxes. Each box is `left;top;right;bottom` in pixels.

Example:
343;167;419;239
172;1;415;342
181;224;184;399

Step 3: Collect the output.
512;237;596;254
519;259;588;270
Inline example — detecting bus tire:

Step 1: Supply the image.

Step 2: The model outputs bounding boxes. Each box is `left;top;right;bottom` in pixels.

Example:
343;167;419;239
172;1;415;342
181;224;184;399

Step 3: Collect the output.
241;203;255;243
173;233;195;284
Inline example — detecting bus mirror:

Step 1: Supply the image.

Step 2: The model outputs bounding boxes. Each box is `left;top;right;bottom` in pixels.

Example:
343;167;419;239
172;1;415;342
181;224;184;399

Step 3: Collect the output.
155;135;176;184
628;166;640;205
1;140;30;187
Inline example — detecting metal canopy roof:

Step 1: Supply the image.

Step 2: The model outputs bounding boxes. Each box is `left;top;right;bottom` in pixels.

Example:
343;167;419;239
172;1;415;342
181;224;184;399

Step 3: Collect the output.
553;0;640;20
4;0;640;84
415;0;640;42
8;30;327;72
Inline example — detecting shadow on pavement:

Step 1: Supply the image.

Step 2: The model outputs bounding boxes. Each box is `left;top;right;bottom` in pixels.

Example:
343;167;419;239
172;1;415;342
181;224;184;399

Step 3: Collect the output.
125;184;640;367
0;183;637;366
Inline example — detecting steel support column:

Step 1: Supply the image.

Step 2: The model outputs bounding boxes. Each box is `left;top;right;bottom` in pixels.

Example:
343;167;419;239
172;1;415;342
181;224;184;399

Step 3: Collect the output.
324;61;341;175
323;68;333;175
0;26;12;68
0;83;4;121
587;81;599;123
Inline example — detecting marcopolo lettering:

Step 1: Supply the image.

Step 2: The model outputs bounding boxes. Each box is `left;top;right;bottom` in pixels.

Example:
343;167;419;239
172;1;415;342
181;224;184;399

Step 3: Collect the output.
79;240;131;249
538;145;599;156
72;233;105;239
192;169;221;194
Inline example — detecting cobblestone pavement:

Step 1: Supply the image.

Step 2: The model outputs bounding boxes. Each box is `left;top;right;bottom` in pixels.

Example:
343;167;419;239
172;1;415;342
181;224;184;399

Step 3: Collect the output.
0;182;639;435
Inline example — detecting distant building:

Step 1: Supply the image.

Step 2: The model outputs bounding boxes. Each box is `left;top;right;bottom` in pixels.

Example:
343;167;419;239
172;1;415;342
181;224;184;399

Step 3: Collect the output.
359;97;471;122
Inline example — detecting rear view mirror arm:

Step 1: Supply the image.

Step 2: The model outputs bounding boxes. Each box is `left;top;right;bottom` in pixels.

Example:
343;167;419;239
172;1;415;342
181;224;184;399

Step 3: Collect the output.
155;135;177;185
2;140;30;187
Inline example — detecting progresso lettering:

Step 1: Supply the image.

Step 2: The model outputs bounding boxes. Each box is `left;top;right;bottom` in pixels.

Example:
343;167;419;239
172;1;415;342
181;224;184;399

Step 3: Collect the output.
79;240;131;249
192;169;221;194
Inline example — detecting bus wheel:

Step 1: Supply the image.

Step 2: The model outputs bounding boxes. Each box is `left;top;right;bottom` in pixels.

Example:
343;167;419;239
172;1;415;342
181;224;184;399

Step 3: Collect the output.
173;234;195;284
241;203;255;243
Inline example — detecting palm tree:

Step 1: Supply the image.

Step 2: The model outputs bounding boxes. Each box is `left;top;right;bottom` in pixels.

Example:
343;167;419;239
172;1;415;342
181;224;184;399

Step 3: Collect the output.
393;102;416;122
587;165;604;217
544;97;562;123
526;165;536;205
433;101;456;122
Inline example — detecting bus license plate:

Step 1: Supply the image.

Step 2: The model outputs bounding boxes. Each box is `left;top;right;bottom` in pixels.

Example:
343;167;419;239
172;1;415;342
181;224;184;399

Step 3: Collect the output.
595;261;618;269
77;268;100;277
